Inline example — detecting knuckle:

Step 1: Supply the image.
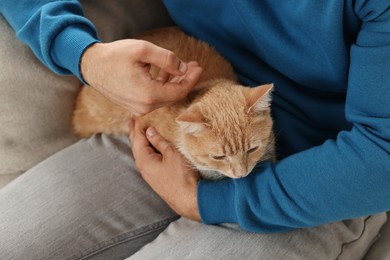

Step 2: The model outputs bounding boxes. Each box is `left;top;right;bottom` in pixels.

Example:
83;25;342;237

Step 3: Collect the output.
152;138;163;148
134;41;149;57
164;51;176;69
164;145;175;156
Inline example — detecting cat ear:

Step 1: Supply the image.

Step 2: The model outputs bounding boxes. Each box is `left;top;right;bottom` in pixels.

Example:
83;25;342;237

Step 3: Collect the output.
244;84;273;113
176;105;210;133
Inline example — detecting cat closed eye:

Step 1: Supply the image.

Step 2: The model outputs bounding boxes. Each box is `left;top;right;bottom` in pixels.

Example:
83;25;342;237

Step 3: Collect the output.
247;146;259;153
211;155;227;161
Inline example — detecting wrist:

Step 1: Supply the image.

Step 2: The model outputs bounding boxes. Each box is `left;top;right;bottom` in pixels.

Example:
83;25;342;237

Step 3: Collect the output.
187;180;201;221
80;42;105;86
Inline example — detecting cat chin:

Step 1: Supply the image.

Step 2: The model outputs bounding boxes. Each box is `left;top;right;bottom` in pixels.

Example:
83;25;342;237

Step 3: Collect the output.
199;169;226;180
200;167;256;180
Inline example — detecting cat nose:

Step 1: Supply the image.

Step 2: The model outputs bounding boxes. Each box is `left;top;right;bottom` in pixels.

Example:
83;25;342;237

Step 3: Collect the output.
231;160;249;178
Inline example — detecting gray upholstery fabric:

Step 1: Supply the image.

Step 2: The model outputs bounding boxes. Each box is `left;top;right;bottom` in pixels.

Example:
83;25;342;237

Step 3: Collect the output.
364;213;390;260
0;14;80;179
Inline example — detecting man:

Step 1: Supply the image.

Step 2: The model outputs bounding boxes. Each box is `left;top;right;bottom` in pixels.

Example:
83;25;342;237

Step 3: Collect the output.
0;0;389;259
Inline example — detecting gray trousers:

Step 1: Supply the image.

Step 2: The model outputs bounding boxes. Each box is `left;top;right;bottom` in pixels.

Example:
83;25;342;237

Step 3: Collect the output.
0;1;387;259
0;135;386;259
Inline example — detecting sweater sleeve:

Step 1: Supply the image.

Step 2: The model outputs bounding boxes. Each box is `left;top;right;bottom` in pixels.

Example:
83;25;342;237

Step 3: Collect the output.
0;0;99;81
197;0;390;233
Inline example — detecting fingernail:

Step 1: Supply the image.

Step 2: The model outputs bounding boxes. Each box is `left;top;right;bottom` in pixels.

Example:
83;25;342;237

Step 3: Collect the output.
179;62;187;74
146;127;157;137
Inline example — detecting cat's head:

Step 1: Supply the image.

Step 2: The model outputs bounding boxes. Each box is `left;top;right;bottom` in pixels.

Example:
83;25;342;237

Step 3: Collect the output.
176;80;273;179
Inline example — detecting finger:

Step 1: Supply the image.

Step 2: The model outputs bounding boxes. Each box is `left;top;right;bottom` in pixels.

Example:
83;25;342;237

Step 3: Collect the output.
156;69;170;83
128;118;148;151
140;42;187;76
150;64;203;103
130;119;162;162
177;64;203;90
169;61;199;84
145;127;174;157
186;61;200;69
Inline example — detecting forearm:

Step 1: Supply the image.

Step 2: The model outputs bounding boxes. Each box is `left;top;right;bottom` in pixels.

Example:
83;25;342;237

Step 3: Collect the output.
0;0;99;81
198;0;390;232
198;124;390;232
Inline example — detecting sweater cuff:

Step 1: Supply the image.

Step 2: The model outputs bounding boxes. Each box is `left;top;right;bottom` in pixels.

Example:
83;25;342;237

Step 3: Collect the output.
197;178;238;224
50;24;100;83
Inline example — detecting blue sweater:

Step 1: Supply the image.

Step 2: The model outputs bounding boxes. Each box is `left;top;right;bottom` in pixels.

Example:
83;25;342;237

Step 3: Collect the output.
1;0;389;232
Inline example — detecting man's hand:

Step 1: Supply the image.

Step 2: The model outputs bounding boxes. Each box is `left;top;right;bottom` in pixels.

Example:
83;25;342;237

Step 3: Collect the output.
129;118;201;221
81;40;203;116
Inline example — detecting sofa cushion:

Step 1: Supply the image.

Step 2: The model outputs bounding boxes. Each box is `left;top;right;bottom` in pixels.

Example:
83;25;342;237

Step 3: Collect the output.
363;213;390;259
0;15;81;178
0;175;20;189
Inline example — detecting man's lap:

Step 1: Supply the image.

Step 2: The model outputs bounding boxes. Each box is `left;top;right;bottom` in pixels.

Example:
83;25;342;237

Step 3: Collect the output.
0;134;386;259
130;215;386;260
0;135;177;259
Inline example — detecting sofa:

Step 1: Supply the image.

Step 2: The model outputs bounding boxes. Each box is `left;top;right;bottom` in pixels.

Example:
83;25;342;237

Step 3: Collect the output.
0;1;389;259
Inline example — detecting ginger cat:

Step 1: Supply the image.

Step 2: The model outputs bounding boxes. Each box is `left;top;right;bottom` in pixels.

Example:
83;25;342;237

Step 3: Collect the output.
73;27;275;179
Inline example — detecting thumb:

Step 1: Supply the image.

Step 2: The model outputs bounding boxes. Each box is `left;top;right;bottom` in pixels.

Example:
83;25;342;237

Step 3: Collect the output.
146;127;174;156
140;42;187;76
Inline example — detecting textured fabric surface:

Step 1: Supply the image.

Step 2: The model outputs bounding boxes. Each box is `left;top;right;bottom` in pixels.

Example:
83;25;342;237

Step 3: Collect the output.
364;213;390;260
0;134;386;260
0;135;177;259
129;215;386;260
0;14;80;177
0;174;19;189
165;0;390;232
